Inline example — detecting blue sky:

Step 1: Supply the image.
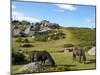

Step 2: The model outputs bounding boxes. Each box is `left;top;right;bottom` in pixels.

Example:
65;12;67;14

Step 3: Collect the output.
12;1;96;28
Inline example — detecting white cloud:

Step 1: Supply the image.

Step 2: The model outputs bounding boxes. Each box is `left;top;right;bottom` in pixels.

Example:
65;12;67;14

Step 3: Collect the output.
56;4;77;11
85;18;95;28
12;11;40;22
54;9;64;12
85;18;92;23
12;11;24;16
14;16;40;22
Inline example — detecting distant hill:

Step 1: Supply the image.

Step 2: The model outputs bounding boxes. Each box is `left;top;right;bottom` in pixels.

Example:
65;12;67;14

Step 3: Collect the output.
65;27;96;51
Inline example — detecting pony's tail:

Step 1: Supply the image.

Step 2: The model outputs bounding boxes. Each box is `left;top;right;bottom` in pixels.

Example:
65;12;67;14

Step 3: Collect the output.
83;52;86;63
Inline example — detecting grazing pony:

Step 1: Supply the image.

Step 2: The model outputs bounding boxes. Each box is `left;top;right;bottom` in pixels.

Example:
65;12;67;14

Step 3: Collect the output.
70;48;86;64
28;51;55;66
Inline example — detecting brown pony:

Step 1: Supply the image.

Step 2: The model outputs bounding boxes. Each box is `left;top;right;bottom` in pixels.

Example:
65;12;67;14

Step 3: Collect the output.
69;48;86;64
28;51;55;66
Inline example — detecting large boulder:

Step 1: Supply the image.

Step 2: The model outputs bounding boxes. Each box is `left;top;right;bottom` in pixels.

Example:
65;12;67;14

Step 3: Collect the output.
12;29;21;37
17;62;43;74
88;47;96;55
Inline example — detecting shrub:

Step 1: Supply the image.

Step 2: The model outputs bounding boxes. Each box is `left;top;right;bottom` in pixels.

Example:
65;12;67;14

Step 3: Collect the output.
34;34;48;42
20;43;34;47
13;35;20;37
16;37;22;42
55;66;65;71
63;44;74;48
23;39;29;43
84;46;92;52
77;41;95;48
51;34;59;40
12;49;25;64
50;32;65;40
16;38;30;43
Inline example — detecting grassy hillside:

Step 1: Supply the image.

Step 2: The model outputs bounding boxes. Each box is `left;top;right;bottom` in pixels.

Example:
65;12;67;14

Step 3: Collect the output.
12;27;95;51
12;27;96;74
12;28;77;52
65;27;96;51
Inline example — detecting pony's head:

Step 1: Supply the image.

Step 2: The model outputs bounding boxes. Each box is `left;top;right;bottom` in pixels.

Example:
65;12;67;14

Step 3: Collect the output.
51;59;55;66
47;58;55;66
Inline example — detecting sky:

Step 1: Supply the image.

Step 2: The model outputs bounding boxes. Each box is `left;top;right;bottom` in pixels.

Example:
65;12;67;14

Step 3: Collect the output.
12;1;96;28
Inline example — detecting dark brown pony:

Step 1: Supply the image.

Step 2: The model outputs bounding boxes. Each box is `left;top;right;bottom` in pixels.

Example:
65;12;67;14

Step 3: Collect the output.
70;48;86;64
28;51;55;66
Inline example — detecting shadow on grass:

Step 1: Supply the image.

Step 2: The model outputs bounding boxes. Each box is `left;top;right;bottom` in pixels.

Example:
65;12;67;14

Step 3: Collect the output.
58;64;77;71
86;59;96;64
12;60;30;65
44;64;76;67
58;64;76;67
44;64;77;72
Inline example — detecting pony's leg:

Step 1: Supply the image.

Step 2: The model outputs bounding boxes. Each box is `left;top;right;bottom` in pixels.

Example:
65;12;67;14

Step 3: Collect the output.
41;61;43;65
31;57;34;62
79;56;81;63
43;60;45;65
82;56;86;64
73;54;76;61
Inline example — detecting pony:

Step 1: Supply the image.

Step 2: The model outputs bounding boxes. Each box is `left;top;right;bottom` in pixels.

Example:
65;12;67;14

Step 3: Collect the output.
28;51;55;66
69;48;86;64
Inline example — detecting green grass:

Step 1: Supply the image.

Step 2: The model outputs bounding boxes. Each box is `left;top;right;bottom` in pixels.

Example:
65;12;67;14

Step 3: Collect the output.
12;52;95;74
12;28;96;74
12;28;79;51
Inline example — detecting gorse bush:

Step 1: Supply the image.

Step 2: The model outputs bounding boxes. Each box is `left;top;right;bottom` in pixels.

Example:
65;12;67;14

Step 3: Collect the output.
20;43;34;47
12;49;25;64
50;34;59;40
63;43;74;48
23;39;29;43
34;31;65;42
55;66;65;71
13;35;20;37
34;34;48;42
16;38;29;43
84;46;93;52
16;37;22;42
